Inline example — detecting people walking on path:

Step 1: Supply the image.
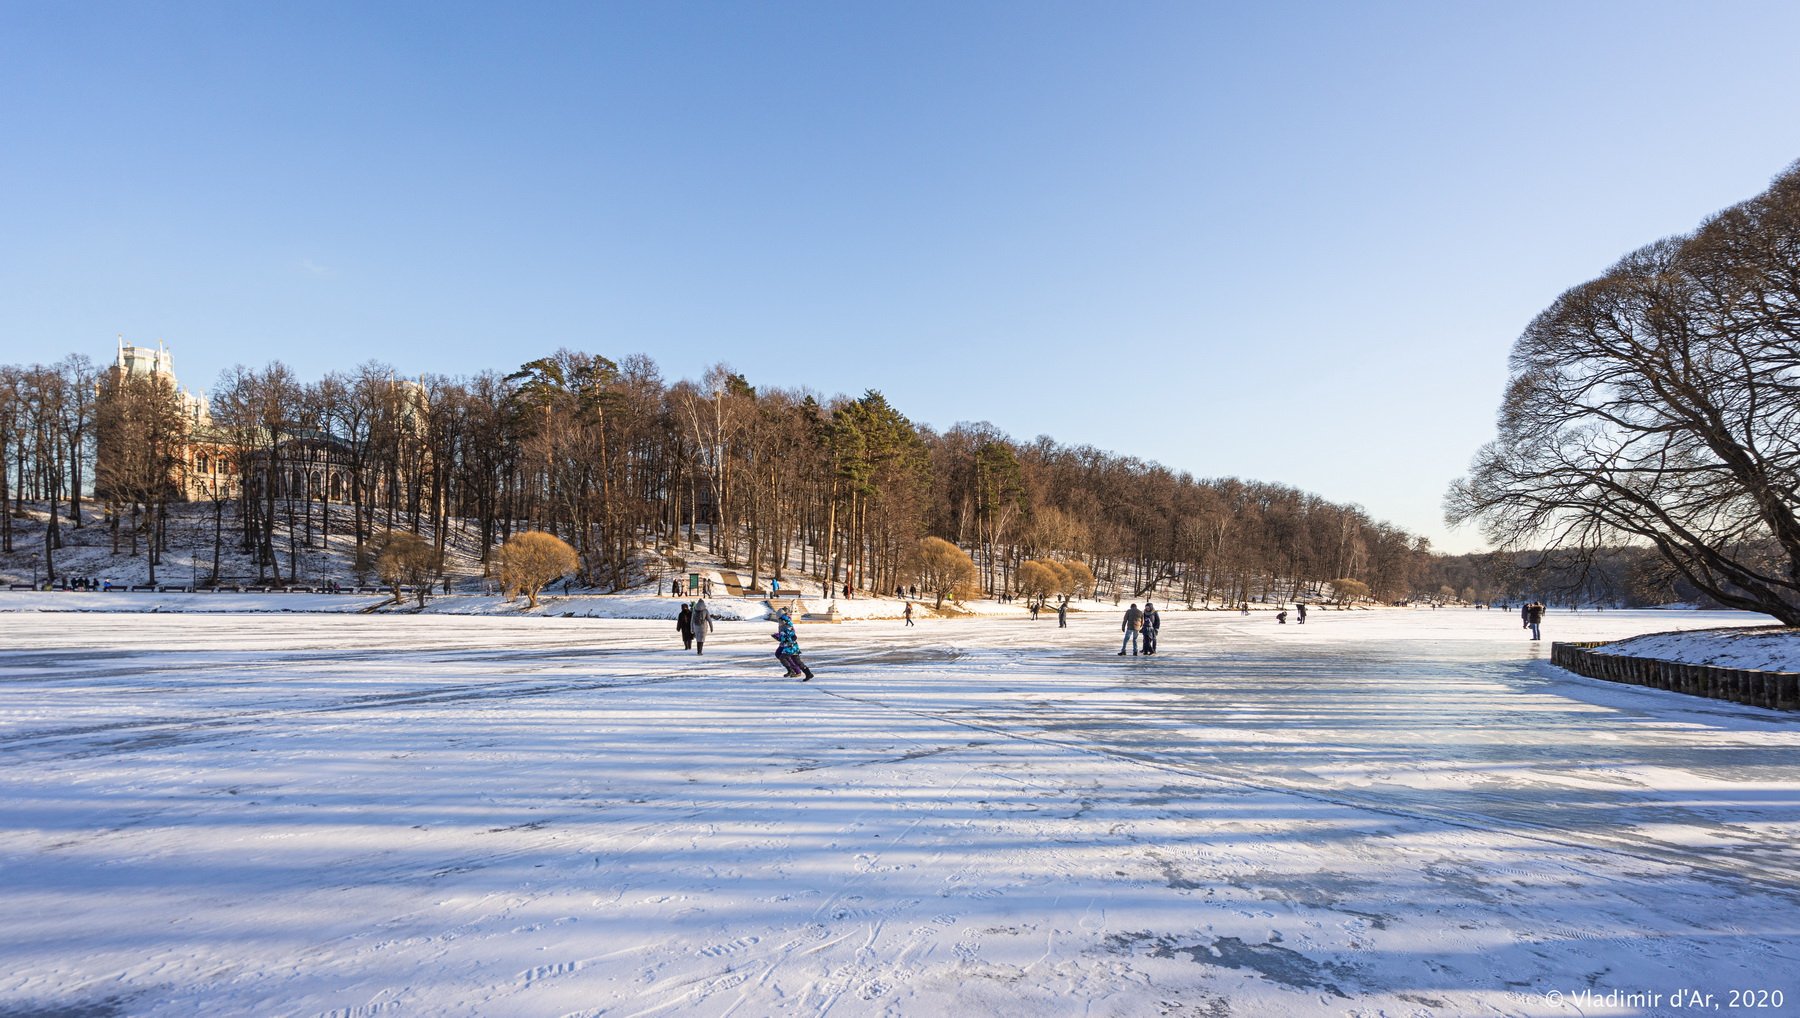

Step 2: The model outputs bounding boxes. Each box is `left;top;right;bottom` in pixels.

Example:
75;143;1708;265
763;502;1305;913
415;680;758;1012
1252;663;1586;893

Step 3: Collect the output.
1524;601;1545;641
903;602;915;626
772;609;813;680
1119;603;1143;656
677;602;694;650
691;598;714;654
1296;602;1308;625
1141;603;1160;655
1056;597;1068;628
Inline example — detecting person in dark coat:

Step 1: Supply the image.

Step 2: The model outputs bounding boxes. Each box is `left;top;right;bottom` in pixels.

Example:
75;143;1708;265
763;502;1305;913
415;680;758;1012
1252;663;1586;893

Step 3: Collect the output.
677;602;694;650
1119;603;1142;656
1524;601;1545;640
903;601;915;626
1296;602;1307;624
1276;608;1288;624
691;598;714;654
1056;597;1068;628
1141;603;1161;654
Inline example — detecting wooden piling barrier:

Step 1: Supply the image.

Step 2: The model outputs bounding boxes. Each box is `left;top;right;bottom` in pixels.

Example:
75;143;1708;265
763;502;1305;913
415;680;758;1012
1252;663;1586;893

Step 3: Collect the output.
1548;637;1797;712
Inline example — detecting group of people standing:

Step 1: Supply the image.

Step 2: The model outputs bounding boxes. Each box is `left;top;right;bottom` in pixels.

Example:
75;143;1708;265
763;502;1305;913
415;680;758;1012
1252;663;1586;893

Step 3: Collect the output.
675;599;712;653
1119;602;1161;655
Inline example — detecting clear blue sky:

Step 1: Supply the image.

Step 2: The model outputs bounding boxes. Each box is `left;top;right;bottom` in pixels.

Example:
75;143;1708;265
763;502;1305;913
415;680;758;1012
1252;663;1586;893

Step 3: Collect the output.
4;2;1798;553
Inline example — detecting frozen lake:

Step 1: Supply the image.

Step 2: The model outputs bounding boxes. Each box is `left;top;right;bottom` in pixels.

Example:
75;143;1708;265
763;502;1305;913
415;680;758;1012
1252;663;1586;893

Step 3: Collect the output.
2;606;1797;1016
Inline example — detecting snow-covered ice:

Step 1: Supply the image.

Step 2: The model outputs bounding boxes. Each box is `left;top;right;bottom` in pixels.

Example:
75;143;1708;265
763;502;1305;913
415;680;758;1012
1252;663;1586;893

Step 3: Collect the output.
2;604;1797;1016
1597;626;1800;673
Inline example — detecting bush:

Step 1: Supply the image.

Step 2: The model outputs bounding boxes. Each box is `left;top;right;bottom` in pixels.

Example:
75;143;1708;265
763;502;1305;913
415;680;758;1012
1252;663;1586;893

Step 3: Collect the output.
904;537;979;609
499;531;579;609
374;531;442;607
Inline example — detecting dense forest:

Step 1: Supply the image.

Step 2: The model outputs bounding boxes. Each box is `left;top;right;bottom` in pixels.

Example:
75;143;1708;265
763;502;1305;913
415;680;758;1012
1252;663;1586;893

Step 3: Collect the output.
3;349;1441;603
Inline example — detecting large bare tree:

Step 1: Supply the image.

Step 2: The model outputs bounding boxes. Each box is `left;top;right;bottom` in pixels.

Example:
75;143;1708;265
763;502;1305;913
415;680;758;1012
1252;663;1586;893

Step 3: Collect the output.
1448;162;1800;624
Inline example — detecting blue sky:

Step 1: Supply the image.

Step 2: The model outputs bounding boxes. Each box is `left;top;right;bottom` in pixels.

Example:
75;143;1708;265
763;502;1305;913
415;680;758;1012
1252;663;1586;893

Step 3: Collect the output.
4;2;1798;552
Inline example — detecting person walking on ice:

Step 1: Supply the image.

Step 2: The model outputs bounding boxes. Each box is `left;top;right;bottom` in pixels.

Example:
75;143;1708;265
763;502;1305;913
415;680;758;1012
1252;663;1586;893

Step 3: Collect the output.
1141;602;1161;655
1296;602;1307;624
691;598;714;654
1056;597;1068;628
677;602;694;650
903;601;915;626
1119;603;1143;656
1524;600;1545;641
772;609;814;680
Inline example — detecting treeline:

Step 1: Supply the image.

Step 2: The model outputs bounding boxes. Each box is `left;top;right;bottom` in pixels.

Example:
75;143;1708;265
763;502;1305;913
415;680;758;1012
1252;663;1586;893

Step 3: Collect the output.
4;349;1430;599
1418;546;1723;608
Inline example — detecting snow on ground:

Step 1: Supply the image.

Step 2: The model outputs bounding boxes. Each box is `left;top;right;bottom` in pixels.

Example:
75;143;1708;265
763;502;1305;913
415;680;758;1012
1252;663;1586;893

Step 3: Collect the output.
1597;626;1800;672
2;605;1798;1017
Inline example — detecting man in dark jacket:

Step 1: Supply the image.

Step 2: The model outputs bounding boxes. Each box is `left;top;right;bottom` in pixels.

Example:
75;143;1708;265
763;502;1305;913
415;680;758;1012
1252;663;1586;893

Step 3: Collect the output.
677;603;694;650
1524;601;1545;640
1141;603;1161;655
1119;603;1142;656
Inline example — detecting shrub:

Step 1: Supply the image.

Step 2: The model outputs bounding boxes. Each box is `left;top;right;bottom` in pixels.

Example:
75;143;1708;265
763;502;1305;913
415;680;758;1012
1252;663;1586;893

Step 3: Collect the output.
500;531;579;609
374;531;442;607
905;537;979;609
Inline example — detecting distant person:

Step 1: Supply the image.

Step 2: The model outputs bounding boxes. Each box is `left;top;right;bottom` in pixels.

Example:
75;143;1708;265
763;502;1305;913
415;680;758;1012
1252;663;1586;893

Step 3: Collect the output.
772;609;813;680
1525;601;1545;641
1276;608;1289;624
1296;602;1307;624
771;578;780;597
1056;597;1068;628
1030;600;1040;621
903;602;915;626
1240;602;1250;616
691;598;714;654
1142;603;1161;654
677;602;694;650
1119;603;1143;656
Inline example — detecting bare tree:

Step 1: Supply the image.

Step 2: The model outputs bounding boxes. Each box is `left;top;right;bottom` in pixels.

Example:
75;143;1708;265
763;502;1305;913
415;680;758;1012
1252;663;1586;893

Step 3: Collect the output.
1448;162;1800;624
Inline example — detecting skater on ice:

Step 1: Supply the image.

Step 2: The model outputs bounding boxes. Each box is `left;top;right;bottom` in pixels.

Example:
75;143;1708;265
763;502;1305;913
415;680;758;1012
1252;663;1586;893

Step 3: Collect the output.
1119;603;1142;655
1523;600;1545;640
771;609;814;680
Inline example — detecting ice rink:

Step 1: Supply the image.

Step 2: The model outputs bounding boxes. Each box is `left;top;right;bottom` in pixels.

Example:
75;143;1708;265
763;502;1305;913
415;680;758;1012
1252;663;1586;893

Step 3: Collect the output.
2;605;1797;1017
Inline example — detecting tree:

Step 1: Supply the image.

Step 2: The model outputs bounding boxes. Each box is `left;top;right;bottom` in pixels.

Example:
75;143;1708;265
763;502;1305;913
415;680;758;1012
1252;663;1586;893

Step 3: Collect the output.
904;536;978;609
374;530;442;607
1448;162;1800;625
93;369;190;585
1015;559;1060;601
1328;577;1369;605
499;530;578;609
1058;559;1095;598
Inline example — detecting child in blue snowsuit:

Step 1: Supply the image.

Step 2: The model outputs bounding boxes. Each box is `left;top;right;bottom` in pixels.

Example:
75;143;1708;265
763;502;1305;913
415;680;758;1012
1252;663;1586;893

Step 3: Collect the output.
772;610;814;681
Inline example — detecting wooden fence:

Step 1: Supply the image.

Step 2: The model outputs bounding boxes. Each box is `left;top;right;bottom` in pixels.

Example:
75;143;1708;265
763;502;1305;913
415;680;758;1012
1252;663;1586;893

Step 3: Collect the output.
1550;640;1800;711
